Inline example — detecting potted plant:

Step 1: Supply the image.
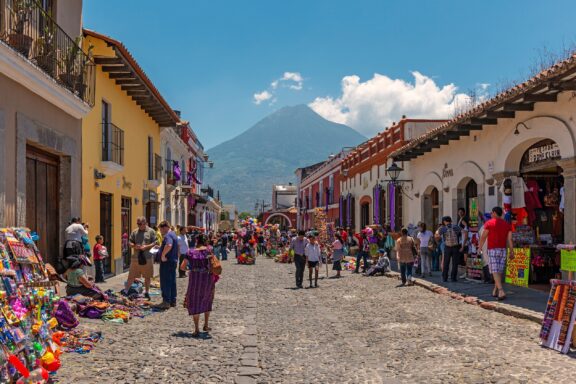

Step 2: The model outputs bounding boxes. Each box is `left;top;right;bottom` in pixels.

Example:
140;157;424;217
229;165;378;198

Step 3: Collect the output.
33;24;56;76
8;0;34;57
58;36;83;89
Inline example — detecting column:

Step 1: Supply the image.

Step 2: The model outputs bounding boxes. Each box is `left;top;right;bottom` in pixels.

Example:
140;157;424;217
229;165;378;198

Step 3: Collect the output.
558;157;576;244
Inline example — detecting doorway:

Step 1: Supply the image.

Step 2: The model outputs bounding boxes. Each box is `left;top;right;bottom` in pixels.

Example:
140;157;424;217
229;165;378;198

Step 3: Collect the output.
26;146;59;266
121;197;131;271
100;193;113;274
423;187;440;231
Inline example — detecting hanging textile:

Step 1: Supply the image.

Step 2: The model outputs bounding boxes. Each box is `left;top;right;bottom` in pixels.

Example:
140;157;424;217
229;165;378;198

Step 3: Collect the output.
172;161;181;181
373;185;381;225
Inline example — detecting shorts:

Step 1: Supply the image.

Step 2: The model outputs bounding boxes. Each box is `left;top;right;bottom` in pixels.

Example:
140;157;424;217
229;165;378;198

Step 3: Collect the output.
307;261;319;269
488;248;507;274
127;255;154;280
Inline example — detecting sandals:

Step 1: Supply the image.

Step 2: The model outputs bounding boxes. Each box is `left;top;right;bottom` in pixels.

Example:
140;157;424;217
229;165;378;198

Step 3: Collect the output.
492;287;498;297
498;292;507;301
203;325;212;332
191;331;200;337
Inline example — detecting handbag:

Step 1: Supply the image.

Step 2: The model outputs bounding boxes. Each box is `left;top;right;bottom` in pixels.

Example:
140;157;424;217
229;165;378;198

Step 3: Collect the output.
210;256;222;276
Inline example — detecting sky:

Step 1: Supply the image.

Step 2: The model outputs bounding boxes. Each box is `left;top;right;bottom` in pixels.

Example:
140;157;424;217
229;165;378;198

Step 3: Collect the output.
83;0;576;150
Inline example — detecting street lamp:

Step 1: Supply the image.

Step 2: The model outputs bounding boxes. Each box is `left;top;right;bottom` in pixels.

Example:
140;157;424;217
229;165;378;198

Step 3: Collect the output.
386;163;403;183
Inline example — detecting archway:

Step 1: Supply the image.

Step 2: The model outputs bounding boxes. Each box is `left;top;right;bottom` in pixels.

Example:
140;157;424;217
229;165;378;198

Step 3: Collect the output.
265;213;292;230
422;186;440;231
359;195;372;229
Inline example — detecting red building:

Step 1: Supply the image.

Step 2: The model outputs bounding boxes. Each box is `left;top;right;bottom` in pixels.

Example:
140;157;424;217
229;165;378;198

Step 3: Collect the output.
295;151;348;230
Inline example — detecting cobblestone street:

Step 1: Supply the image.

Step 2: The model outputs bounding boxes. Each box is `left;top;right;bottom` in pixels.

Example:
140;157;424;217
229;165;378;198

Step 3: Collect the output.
58;258;576;384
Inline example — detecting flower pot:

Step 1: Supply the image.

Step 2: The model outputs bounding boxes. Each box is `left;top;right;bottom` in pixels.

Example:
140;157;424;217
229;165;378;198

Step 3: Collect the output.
34;55;56;76
58;73;79;89
8;33;33;57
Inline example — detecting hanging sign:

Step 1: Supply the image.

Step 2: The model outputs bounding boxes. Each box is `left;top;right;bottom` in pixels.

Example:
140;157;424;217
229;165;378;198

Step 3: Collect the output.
469;197;479;228
505;247;530;287
560;249;576;272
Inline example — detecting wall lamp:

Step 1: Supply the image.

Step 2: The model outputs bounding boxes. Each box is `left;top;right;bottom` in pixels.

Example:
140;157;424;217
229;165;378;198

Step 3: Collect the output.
513;122;531;136
94;169;106;180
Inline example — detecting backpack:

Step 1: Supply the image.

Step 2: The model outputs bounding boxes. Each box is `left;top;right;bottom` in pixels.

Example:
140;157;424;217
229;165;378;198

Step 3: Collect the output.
444;225;459;247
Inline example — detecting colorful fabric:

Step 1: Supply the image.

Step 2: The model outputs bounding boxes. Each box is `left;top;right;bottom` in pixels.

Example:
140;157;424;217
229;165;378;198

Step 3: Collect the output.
488;248;507;274
186;248;215;315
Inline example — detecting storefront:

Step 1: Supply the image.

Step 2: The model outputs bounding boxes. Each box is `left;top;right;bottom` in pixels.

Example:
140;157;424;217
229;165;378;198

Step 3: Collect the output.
392;58;576;290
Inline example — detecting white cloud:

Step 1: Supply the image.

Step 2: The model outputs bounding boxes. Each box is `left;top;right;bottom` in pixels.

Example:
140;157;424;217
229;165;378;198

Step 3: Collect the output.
254;71;304;105
253;90;273;105
309;71;488;137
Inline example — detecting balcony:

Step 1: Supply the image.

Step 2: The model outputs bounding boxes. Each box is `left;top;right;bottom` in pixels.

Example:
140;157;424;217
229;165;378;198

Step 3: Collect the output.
100;122;124;175
0;0;95;106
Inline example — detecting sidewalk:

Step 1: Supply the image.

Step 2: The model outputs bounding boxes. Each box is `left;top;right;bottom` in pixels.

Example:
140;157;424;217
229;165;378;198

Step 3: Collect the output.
387;260;548;322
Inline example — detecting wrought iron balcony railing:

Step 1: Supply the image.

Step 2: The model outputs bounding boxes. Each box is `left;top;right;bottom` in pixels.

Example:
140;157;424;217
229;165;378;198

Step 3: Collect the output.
101;123;124;166
0;0;95;105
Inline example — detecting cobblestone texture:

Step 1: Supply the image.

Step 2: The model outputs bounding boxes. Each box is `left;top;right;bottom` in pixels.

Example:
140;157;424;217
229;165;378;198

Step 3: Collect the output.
57;258;576;383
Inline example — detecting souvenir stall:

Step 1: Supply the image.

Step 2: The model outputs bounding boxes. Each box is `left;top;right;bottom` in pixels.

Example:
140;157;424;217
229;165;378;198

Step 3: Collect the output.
0;228;62;383
503;140;564;290
465;198;483;280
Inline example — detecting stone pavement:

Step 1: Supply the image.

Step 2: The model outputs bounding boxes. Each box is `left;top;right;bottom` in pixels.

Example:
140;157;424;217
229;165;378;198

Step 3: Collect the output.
56;257;576;383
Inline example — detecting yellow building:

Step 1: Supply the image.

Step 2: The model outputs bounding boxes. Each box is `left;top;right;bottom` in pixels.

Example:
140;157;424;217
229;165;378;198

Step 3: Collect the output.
81;29;179;275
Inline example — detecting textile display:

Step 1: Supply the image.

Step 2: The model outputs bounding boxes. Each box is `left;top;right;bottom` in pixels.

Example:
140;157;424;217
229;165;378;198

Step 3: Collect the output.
172;161;181;182
540;280;576;354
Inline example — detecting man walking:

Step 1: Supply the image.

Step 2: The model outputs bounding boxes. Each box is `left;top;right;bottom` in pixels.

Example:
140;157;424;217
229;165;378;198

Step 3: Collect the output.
156;221;179;309
478;207;513;301
220;232;229;260
435;216;465;282
290;230;309;289
354;231;369;274
125;217;157;300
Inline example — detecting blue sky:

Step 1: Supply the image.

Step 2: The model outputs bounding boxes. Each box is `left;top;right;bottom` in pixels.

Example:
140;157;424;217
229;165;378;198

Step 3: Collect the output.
84;0;576;149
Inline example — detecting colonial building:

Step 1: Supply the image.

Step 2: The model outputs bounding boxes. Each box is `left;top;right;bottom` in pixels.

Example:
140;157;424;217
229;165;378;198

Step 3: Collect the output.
81;29;180;275
295;151;348;230
0;0;94;266
391;54;576;286
339;119;446;233
262;184;297;229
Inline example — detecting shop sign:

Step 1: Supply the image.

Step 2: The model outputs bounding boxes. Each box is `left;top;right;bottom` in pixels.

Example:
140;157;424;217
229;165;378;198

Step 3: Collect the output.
522;139;560;165
560;249;576;272
442;163;453;178
505;248;530;287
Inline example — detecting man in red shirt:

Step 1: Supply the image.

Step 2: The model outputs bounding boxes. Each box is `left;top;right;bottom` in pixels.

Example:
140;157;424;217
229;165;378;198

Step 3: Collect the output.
478;206;514;301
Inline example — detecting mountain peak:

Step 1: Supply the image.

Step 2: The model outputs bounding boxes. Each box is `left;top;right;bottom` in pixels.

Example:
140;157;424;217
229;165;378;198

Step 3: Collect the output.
205;106;366;211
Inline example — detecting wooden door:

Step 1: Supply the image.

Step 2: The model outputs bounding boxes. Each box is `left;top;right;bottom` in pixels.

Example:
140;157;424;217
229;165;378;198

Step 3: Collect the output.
100;193;113;274
26;146;59;266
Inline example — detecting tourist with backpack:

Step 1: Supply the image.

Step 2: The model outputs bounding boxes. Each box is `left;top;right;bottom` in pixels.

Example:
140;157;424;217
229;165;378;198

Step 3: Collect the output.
435;216;465;282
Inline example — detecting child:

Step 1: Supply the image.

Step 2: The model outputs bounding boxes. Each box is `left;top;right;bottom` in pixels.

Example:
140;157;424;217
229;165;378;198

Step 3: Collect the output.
93;235;108;283
304;235;322;288
364;249;391;276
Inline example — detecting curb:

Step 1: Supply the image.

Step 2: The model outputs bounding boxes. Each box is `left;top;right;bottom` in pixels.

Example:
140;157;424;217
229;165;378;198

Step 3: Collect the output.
383;272;542;324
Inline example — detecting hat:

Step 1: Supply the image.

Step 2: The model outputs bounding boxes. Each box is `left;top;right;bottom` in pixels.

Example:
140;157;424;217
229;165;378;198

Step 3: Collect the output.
378;248;386;254
442;216;452;223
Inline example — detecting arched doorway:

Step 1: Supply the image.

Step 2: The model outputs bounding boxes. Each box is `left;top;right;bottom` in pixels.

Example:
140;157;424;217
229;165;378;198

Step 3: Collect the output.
423;186;440;230
359;195;372;229
265;213;292;230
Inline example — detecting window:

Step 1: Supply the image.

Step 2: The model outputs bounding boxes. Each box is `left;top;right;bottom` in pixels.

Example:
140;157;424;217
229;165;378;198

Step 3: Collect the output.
147;137;154;180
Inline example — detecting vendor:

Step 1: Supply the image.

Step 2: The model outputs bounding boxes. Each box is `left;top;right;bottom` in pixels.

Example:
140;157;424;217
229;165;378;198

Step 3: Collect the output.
65;256;106;300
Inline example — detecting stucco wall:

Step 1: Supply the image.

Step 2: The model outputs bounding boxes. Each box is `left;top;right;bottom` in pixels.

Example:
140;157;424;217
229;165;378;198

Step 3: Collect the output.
81;36;162;275
0;71;81;245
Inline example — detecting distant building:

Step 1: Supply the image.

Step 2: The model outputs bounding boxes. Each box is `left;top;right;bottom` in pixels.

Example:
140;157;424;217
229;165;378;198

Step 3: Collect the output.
261;184;298;229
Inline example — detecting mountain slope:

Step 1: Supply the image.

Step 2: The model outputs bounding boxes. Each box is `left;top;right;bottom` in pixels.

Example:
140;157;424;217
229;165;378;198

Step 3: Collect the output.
205;105;366;212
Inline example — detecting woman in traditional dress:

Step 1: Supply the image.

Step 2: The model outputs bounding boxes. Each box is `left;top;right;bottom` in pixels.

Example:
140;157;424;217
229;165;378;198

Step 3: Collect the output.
180;234;216;336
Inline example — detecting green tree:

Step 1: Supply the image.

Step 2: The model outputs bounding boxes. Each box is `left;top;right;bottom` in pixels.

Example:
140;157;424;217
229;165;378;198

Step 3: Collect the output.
238;212;252;220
